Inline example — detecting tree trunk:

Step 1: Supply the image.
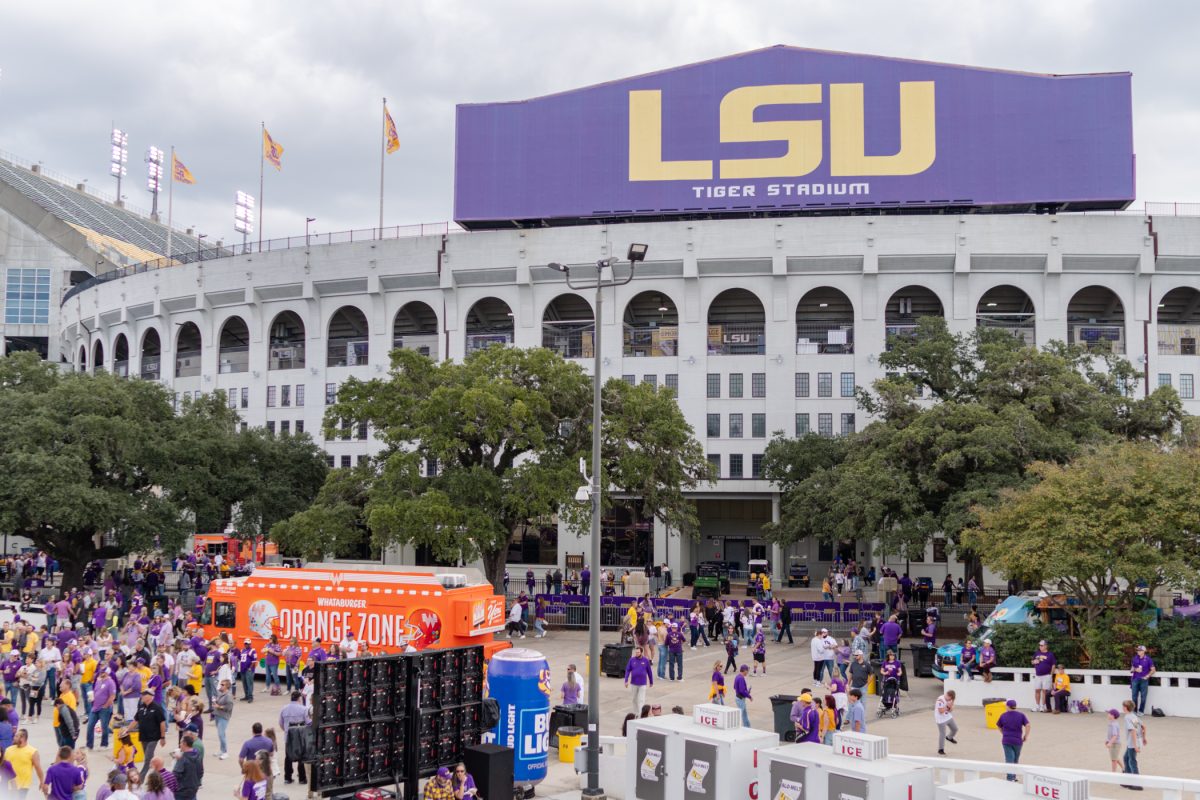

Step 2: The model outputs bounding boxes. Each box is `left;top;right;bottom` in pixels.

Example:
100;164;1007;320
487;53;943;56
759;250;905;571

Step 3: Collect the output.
55;550;91;594
484;547;508;596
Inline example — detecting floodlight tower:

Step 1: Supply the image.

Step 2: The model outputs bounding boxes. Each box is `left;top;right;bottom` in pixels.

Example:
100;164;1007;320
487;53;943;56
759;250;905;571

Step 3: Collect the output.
146;146;165;221
234;191;255;253
109;128;128;205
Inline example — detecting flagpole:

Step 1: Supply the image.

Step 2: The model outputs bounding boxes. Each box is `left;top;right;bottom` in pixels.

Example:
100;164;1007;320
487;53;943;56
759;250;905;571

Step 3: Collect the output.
258;121;265;251
378;98;386;238
165;145;175;264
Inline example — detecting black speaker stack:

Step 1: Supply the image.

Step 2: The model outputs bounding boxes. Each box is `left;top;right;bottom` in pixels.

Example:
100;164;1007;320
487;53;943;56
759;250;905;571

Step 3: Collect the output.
310;645;486;798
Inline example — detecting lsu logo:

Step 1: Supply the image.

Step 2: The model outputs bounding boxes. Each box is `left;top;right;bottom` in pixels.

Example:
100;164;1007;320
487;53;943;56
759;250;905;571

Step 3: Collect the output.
629;81;935;181
537;668;551;698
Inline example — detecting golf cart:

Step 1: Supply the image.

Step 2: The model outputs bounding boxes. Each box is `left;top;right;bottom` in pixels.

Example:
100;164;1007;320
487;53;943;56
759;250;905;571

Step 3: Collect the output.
787;556;810;588
746;558;771;596
693;561;731;599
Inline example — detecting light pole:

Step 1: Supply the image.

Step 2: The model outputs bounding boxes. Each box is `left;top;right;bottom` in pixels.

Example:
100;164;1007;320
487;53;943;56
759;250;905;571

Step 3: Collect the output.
549;242;648;800
306;217;316;249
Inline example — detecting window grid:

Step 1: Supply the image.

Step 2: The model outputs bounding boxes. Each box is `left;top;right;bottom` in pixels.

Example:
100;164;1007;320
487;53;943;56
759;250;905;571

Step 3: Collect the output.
707;414;721;438
622;374;636;386
795;413;810;436
817;373;833;398
226;390;236;410
840;372;855;398
1181;374;1195;399
751;413;766;438
325;383;337;405
751;373;766;398
266;386;277;407
665;374;679;392
751;453;764;479
818;413;833;437
642;374;657;388
340;455;352;469
356;421;369;441
296;420;305;434
295;385;305;407
266;421;276;435
240;388;249;409
729;373;743;398
1158;373;1172;388
4;268;51;324
841;413;856;435
281;385;291;407
729;453;744;479
707;374;720;398
729;413;743;438
280;420;291;436
707;454;720;476
795;373;809;398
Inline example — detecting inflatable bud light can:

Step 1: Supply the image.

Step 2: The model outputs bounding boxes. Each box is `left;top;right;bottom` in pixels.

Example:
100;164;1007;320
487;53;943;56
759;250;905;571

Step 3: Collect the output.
485;648;551;784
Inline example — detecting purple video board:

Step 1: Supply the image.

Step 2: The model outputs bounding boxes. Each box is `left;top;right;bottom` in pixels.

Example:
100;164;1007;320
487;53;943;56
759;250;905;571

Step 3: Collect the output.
453;46;1134;228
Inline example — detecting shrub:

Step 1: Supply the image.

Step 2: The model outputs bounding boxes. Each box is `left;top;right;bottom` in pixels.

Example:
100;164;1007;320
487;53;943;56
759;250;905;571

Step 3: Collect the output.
991;623;1081;669
1079;611;1159;670
1154;616;1200;672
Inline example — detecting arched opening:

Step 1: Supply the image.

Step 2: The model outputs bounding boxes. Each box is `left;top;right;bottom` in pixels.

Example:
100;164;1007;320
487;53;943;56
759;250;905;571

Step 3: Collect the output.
1067;286;1125;354
541;294;594;358
268;311;306;370
976;285;1036;346
78;345;87;373
795;287;855;354
707;288;765;355
624;291;679;357
91;340;105;373
218;316;250;374
465;297;514;353
112;334;130;377
140;329;161;379
175;322;202;377
884;285;944;351
393;301;440;359
1156;287;1200;355
327;306;370;367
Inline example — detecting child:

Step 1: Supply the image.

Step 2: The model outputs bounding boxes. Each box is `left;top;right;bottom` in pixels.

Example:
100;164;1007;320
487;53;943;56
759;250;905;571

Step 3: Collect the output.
723;629;739;674
752;626;766;675
71;749;88;800
113;731;136;772
708;662;726;705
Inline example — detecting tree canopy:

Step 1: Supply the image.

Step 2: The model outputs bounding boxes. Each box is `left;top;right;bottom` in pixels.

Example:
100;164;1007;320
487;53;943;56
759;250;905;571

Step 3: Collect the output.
763;318;1185;568
279;346;710;588
0;352;328;588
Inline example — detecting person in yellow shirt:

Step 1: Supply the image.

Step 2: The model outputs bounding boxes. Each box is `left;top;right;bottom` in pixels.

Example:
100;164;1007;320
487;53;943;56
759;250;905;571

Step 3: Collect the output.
21;628;38;658
761;574;772;601
80;653;98;710
0;624;13;655
134;658;153;691
4;728;44;794
819;694;839;745
1051;664;1071;714
187;660;203;696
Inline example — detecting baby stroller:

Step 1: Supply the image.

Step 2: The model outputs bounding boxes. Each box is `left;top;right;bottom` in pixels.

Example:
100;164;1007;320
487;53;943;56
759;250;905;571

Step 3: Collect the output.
877;676;901;718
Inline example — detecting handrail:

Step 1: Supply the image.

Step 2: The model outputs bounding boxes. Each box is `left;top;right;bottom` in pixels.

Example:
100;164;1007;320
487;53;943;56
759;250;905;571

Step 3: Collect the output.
61;221;465;305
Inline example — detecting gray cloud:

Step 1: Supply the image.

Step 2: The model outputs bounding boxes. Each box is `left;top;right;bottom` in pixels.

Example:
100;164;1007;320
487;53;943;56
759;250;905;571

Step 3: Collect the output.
2;0;1197;246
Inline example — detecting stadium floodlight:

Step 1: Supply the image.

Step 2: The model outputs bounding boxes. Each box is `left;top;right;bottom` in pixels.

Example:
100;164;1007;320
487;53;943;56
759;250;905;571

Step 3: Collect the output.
234;191;256;251
109;128;128;204
146;146;165;219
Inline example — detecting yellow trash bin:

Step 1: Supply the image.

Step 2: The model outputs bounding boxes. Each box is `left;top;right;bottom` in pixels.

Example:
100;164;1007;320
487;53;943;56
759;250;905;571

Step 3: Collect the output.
867;673;876;696
558;726;584;762
984;699;1007;730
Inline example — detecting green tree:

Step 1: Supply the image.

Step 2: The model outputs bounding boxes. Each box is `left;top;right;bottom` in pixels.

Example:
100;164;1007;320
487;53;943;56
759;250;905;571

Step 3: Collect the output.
965;443;1200;633
270;463;371;561
764;319;1185;571
230;427;330;547
287;346;709;589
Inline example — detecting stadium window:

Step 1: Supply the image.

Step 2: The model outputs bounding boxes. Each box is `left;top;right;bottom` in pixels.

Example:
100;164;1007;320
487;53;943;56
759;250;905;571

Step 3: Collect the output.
326;455;335;468
840;372;855;398
226;390;236;410
1158;373;1172;388
325;383;337;405
729;454;744;479
1181;374;1195;399
357;455;368;467
729;373;743;398
240;387;249;408
707;413;721;438
193;390;201;401
280;420;291;436
707;453;721;476
266;386;277;407
642;374;657;388
729;413;743;438
4;268;51;324
751;373;766;398
664;374;679;392
707;374;721;398
281;385;291;407
295;384;305;407
356;421;369;440
795;372;809;398
751;413;766;438
817;372;832;398
173;393;180;413
340;455;352;469
340;419;351;441
751;453;764;478
426;457;438;477
240;422;248;434
795;413;810;436
296;420;305;434
841;413;856;435
818;413;833;437
622;374;636;386
266;420;276;435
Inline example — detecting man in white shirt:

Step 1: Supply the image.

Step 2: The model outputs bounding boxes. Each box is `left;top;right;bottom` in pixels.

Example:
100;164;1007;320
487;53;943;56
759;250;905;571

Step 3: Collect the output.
809;631;828;682
175;645;197;688
935;689;958;755
39;640;63;697
340;631;360;658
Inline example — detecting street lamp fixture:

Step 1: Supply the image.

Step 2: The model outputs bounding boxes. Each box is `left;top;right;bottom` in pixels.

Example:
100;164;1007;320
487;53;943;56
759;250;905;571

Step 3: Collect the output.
549;242;648;800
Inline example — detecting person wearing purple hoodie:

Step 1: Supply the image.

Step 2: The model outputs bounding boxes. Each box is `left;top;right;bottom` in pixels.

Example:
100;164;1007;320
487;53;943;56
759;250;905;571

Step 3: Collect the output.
665;624;685;681
118;661;143;721
238;639;258;703
1;652;21;704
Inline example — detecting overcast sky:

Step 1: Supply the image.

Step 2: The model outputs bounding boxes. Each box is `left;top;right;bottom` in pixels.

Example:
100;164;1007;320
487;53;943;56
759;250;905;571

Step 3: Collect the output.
3;1;1197;243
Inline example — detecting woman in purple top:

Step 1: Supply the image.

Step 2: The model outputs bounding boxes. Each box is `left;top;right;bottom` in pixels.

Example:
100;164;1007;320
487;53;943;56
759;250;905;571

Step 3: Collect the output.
880;650;903;681
978;639;996;683
451;762;478;798
921;615;937;647
561;664;584;705
996;699;1030;781
264;635;283;696
751;628;766;675
283;637;303;692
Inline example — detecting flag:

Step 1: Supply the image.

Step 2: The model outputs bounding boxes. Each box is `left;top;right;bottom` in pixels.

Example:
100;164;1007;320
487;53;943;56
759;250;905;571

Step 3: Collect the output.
263;128;284;170
384;104;400;154
172;154;196;185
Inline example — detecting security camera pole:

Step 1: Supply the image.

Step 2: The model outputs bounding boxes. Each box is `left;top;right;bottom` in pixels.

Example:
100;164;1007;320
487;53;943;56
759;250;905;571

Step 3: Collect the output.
548;243;648;800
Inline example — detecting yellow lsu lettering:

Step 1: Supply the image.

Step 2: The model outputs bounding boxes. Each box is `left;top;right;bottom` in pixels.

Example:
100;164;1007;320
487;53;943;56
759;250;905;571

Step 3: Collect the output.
628;82;936;181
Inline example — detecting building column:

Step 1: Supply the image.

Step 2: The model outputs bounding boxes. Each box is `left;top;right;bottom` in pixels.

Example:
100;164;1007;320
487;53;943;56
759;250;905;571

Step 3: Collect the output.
771;493;784;585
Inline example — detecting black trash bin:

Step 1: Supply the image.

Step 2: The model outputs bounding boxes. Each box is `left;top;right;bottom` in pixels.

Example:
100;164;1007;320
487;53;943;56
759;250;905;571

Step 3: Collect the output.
770;695;798;742
601;643;633;678
549;703;589;747
905;609;927;636
910;644;936;679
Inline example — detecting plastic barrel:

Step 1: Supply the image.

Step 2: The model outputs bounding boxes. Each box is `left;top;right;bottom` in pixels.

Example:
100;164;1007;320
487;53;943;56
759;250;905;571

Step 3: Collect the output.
487;647;551;785
984;699;1007;730
557;726;584;762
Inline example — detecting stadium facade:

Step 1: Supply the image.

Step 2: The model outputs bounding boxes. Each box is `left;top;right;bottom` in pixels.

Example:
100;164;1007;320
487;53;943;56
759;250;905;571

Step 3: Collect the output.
7;47;1200;582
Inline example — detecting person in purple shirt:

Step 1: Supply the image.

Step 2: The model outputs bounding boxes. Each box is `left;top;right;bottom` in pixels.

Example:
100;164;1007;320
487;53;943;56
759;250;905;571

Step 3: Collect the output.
264;635;283;696
921;615;937;648
996;699;1030;781
202;648;222;713
308;638;328;664
733;664;752;727
580;566;591;596
1;652;21;703
959;639;977;680
561;664;584;705
623;645;654;714
237;721;275;766
283;637;303;692
978;639;997;683
238;639;258;702
665;624;685;681
119;661;143;721
42;746;83;800
879;615;903;660
1031;640;1057;712
1130;644;1156;714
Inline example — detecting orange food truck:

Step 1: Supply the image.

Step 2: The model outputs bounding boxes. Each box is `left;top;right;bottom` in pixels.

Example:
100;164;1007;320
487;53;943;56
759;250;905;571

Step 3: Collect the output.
193;533;278;567
198;563;509;658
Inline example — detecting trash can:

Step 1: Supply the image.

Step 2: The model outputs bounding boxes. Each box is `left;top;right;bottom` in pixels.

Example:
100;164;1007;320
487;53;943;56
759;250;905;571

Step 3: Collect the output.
910;644;936;678
770;695;798;742
549;703;588;747
600;643;633;678
984;698;1007;730
558;726;584;762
